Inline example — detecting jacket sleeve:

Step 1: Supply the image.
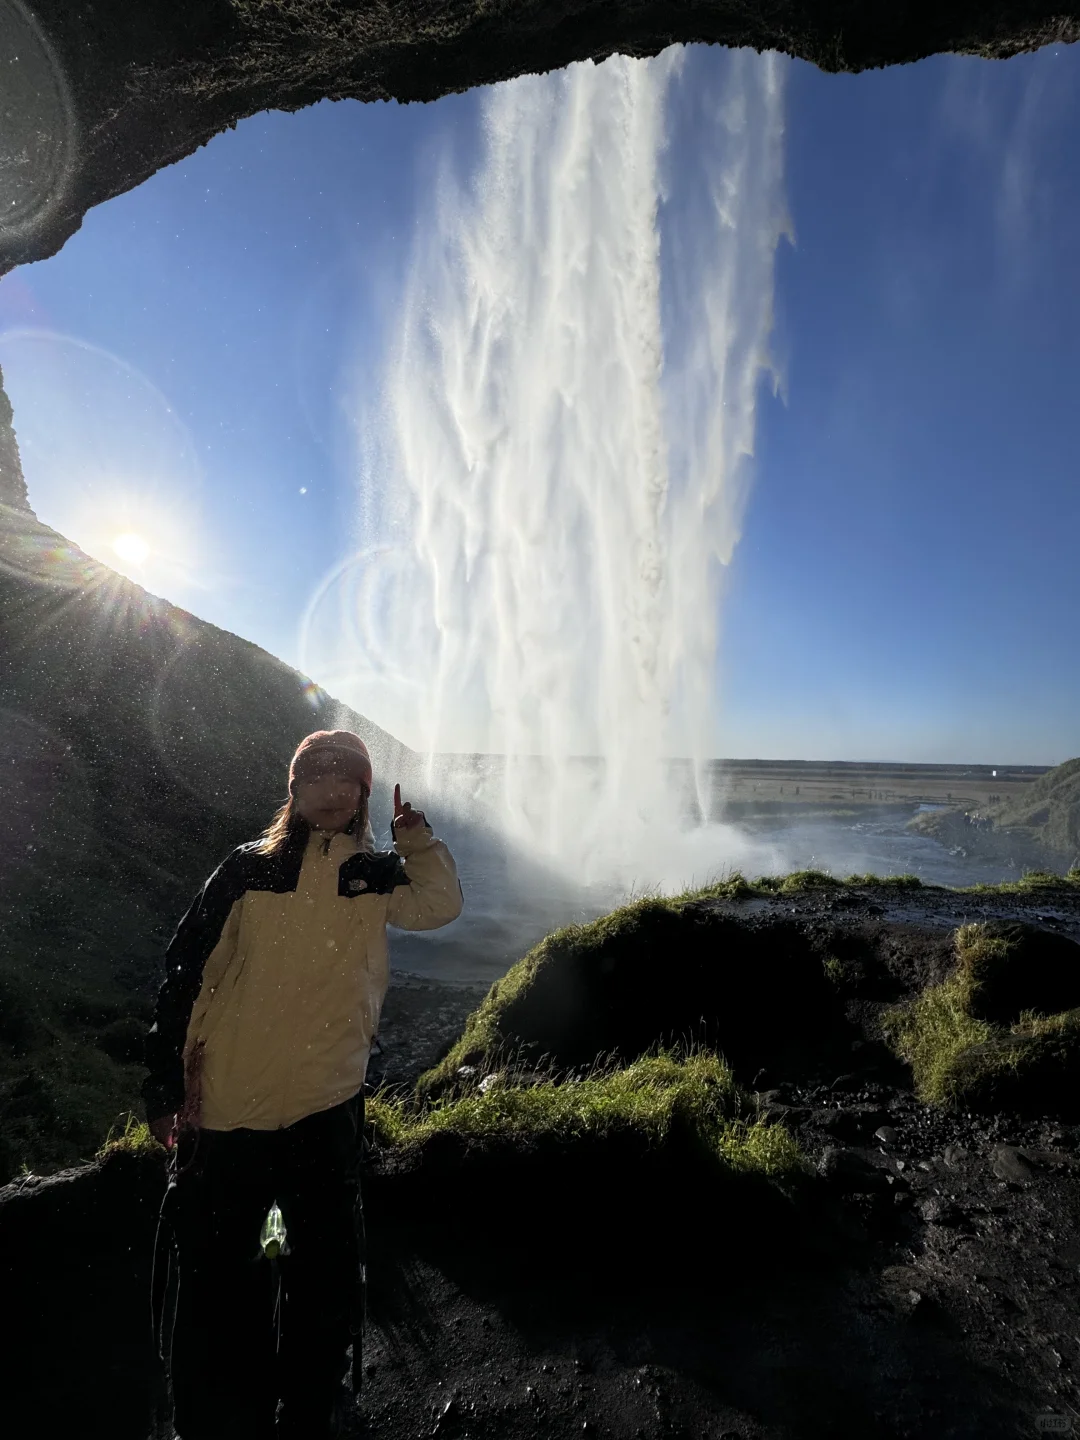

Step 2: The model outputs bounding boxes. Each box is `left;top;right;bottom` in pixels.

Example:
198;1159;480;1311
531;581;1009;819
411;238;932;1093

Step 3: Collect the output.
386;818;464;933
141;852;245;1122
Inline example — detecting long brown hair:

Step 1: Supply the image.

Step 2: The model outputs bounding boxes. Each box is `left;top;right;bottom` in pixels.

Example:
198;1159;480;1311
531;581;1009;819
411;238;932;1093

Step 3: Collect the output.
256;788;371;856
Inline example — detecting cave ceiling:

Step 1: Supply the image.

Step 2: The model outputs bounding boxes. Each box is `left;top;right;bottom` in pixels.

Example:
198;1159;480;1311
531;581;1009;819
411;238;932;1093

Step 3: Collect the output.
0;0;1077;274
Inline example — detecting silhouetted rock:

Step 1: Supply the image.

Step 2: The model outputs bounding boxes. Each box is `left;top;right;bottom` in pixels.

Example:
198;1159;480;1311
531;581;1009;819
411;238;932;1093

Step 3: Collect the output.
3;1;1079;274
0;363;31;515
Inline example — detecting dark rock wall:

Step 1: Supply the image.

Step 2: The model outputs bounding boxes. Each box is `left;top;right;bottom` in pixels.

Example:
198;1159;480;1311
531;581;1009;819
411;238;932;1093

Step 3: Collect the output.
2;1;1078;274
0;1151;169;1438
0;364;32;515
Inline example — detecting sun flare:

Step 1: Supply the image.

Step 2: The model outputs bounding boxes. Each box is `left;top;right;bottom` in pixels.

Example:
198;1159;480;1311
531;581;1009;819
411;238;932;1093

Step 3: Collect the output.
112;532;150;566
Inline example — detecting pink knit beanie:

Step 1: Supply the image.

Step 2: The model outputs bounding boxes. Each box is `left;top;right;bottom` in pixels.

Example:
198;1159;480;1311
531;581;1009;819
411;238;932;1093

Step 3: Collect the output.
289;730;372;795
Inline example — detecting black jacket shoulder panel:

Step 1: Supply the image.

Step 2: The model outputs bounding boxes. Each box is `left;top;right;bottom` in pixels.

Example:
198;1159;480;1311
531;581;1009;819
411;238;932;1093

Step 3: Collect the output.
231;835;305;894
141;845;252;1121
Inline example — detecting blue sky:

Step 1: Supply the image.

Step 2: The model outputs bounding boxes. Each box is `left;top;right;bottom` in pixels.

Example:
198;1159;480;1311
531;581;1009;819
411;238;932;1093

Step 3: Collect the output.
1;43;1078;765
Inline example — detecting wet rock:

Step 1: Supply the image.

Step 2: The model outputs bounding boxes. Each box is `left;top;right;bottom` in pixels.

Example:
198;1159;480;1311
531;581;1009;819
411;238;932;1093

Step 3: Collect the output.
991;1145;1036;1183
753;1089;808;1123
819;1147;889;1192
881;1266;929;1316
817;1109;851;1135
813;1106;890;1143
432;1396;462;1434
918;1195;963;1226
754;1088;786;1108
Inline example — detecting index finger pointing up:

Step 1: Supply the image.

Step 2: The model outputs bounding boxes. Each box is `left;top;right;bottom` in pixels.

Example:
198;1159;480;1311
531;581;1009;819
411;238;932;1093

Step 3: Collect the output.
393;783;403;817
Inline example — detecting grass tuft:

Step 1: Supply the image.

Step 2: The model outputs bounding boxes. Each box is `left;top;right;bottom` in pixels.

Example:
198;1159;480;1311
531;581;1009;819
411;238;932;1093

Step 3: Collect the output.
822;956;844;986
882;922;1080;1111
779;870;842;891
844;872;924;889
881;970;992;1106
372;1051;803;1180
95;1112;161;1161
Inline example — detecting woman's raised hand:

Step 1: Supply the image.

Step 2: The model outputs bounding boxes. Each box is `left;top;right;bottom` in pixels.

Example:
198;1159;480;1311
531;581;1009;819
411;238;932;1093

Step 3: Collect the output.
393;783;425;832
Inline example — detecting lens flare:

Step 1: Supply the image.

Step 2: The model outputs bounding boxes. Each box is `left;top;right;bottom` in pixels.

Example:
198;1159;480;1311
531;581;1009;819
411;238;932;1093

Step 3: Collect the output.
112;532;149;567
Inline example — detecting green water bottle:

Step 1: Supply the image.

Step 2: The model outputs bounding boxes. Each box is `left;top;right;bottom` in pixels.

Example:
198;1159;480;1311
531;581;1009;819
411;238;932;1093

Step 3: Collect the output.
260;1202;288;1260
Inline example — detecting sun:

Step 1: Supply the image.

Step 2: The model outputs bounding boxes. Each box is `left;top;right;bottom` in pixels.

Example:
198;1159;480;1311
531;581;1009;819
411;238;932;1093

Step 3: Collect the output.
112;532;150;566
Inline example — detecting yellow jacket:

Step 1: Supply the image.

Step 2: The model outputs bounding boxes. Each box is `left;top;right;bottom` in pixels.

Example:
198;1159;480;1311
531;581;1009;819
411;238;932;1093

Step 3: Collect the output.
167;822;462;1130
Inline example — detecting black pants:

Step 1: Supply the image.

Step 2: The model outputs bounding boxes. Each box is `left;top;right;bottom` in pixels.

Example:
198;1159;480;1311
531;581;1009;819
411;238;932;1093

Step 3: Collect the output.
166;1094;364;1440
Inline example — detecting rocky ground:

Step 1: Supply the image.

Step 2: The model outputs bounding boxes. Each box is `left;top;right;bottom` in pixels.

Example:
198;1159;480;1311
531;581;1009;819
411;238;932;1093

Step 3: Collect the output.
352;884;1080;1440
368;976;488;1094
5;883;1080;1440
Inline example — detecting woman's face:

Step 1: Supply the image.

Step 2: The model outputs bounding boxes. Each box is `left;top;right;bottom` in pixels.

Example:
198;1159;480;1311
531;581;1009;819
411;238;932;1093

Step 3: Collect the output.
292;763;367;833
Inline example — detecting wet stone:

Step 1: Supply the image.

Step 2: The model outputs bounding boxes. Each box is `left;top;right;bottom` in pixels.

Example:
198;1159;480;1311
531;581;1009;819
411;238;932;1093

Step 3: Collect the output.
918;1195;963;1226
992;1145;1037;1183
819;1146;890;1192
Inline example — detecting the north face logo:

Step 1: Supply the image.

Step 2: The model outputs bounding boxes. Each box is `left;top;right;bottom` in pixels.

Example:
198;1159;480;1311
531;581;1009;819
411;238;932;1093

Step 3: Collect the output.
348;878;368;893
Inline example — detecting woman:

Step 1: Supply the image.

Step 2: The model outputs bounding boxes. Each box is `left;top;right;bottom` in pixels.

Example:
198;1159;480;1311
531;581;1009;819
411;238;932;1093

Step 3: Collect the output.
143;729;463;1440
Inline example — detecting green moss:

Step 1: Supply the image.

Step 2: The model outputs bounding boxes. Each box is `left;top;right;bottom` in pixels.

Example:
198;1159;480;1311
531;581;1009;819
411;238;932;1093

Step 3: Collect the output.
415;882;847;1101
944;1007;1080;1113
373;1052;803;1180
416;894;691;1097
962;870;1080;895
844;872;924;889
1015;870;1066;888
883;922;1080;1112
96;1112;161;1160
822;956;844;987
882;970;993;1106
779;869;842;891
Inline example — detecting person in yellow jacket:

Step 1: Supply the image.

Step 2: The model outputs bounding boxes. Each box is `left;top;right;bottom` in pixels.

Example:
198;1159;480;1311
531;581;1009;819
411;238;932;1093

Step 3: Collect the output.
143;729;463;1440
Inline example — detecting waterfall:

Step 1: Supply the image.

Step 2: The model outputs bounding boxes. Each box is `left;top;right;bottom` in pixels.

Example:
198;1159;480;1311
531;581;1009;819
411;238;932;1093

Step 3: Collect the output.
321;46;789;893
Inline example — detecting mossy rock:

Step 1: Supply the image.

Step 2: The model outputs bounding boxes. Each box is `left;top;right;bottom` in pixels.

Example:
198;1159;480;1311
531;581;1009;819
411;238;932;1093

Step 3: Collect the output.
369;1053;808;1265
883;922;1080;1116
955;922;1080;1026
418;899;844;1099
945;1009;1080;1116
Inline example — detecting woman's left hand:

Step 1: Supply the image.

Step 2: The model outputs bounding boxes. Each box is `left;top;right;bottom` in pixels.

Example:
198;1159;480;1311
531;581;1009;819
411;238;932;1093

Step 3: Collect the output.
394;783;426;831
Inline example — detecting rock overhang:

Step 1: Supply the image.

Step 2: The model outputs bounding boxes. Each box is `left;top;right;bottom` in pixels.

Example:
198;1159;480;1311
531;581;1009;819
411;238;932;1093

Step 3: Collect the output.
0;0;1078;275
